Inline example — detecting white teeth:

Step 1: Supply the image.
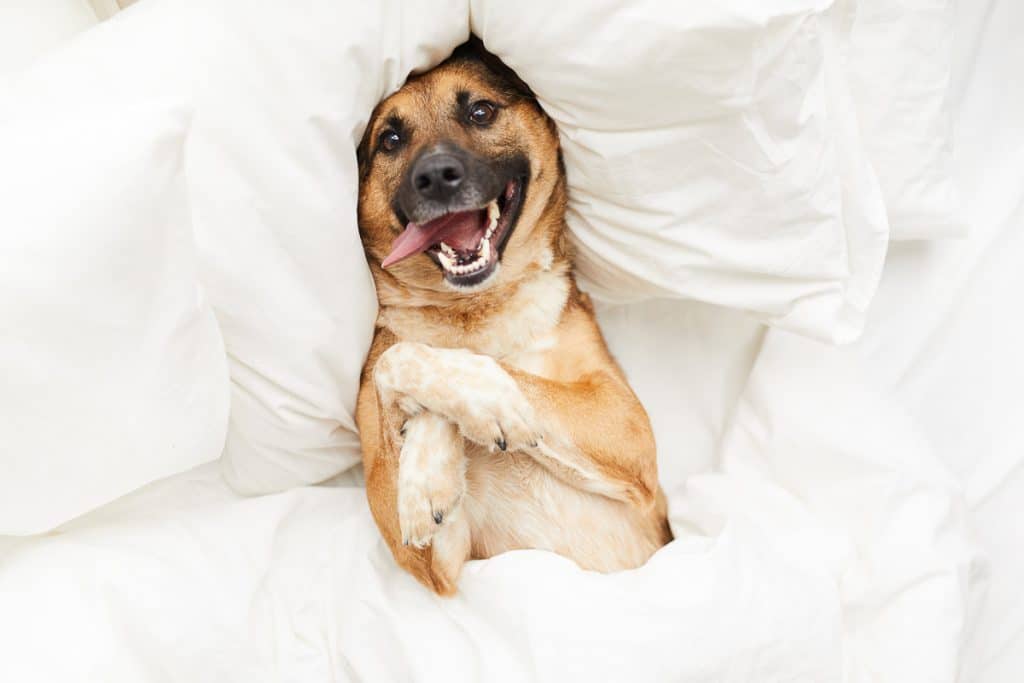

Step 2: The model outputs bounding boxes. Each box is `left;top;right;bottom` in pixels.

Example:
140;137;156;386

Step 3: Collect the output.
439;236;492;276
486;200;500;238
439;242;457;258
446;243;491;276
436;249;455;272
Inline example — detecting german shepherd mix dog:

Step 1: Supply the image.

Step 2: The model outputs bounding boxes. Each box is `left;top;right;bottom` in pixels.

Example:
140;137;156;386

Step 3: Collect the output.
356;39;671;595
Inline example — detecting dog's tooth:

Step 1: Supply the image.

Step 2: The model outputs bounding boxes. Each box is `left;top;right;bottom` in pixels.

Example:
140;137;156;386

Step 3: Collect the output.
484;200;500;238
437;250;455;272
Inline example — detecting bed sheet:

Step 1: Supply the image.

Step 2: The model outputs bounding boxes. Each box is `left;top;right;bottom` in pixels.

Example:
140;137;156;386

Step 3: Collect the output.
852;0;1024;679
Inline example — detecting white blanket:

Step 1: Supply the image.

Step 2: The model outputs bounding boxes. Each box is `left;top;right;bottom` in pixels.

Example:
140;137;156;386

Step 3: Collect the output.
0;322;981;682
853;0;1024;678
0;440;967;682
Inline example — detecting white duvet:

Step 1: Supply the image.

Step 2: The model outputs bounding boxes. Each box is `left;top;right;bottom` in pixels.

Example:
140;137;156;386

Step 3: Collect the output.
2;0;1021;681
0;319;981;682
0;299;987;679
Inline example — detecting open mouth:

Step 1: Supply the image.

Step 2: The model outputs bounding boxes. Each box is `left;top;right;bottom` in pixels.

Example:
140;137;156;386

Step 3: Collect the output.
381;177;526;288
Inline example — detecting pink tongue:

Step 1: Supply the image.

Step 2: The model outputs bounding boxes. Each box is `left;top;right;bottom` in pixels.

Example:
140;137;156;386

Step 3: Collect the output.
381;209;486;268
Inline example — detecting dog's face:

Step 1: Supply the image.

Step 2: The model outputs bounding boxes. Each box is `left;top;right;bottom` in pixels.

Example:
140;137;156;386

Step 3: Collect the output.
358;42;565;295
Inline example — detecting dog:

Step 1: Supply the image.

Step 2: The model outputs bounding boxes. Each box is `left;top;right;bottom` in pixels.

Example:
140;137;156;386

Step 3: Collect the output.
355;38;671;596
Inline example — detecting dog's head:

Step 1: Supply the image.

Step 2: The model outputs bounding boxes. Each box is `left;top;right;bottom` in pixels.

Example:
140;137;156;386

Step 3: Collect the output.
357;38;566;296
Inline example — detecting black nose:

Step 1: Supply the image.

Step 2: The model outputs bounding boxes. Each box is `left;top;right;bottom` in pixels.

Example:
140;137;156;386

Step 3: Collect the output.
412;153;465;201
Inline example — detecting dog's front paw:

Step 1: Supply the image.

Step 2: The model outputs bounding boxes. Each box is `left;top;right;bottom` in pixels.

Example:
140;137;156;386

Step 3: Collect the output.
376;342;543;453
398;412;465;548
449;368;540;453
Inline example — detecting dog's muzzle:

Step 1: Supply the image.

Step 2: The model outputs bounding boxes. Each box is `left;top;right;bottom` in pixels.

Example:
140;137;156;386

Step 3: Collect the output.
384;144;528;290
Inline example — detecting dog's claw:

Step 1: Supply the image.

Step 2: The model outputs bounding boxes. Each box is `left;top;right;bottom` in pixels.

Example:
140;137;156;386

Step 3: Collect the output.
433;510;444;524
496;436;507;451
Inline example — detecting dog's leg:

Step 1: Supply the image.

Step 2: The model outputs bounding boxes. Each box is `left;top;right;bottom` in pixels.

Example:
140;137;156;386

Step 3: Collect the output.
361;378;470;596
500;367;659;509
397;411;471;592
375;341;658;510
397;412;467;548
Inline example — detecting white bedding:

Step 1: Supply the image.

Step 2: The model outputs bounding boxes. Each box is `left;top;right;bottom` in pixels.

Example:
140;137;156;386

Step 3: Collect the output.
0;306;984;681
1;1;1021;681
0;380;973;683
854;0;1024;677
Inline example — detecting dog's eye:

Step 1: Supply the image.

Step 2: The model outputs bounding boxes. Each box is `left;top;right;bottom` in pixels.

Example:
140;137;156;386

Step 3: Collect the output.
468;101;496;126
378;129;402;153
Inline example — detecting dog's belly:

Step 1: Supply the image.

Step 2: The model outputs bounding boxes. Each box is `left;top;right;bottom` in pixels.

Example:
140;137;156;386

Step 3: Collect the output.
460;446;664;572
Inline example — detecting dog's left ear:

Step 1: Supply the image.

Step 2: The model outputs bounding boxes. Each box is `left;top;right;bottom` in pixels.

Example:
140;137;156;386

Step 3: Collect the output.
454;35;536;100
356;102;385;181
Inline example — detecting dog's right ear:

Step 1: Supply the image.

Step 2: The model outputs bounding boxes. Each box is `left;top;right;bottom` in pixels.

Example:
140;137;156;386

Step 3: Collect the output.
452;35;535;100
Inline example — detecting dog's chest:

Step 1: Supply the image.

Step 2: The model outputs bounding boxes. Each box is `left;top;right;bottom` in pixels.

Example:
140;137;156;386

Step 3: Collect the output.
380;270;570;362
503;332;558;375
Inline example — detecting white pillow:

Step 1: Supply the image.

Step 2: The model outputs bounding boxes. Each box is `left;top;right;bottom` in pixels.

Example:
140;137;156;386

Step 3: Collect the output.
0;0;98;79
471;0;890;342
0;0;467;497
178;0;469;494
0;94;229;534
838;0;963;239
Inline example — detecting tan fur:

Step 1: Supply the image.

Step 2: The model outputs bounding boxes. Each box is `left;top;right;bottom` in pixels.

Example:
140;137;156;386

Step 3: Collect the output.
356;43;670;595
